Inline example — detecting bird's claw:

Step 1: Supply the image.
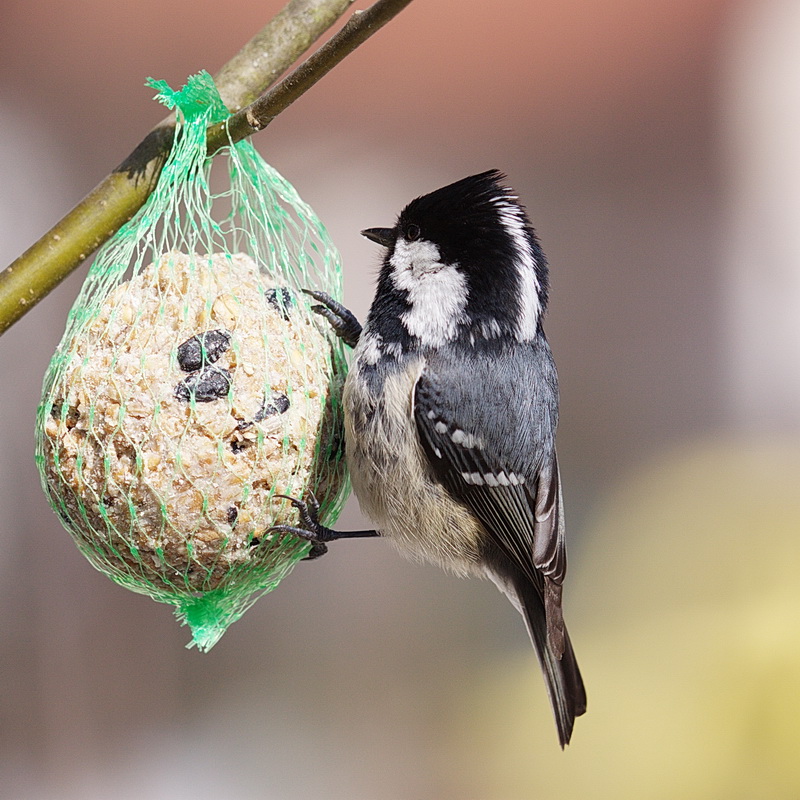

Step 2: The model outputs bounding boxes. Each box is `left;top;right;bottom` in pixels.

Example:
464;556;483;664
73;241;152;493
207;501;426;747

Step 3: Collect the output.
301;541;329;560
302;289;362;348
270;492;331;560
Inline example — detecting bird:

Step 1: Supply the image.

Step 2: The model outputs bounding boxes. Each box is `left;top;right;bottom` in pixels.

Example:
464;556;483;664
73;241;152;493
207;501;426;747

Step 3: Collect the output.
274;169;586;747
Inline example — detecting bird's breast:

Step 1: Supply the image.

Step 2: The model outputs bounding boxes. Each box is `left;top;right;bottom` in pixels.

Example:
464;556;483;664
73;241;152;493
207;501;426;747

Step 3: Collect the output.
343;352;484;575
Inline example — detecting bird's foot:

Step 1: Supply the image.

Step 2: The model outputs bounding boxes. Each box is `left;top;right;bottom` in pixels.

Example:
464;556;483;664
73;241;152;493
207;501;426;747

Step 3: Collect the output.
302;289;362;348
270;492;332;560
269;491;379;561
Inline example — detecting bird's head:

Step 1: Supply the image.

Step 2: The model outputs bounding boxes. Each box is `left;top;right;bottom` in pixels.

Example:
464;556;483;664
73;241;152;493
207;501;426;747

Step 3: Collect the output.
363;170;549;350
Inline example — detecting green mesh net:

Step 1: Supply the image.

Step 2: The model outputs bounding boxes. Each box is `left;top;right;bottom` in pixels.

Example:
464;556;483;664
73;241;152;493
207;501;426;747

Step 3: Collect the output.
35;72;349;651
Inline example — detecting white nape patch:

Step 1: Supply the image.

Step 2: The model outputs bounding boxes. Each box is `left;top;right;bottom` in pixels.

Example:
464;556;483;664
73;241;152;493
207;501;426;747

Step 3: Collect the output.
391;237;468;347
493;198;541;341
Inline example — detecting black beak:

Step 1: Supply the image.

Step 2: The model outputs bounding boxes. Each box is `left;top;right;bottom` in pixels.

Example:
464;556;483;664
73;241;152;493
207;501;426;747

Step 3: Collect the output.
361;227;394;247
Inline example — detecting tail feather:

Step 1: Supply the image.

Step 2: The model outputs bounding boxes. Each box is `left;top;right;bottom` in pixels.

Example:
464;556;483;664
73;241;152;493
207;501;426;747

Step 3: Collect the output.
488;565;586;747
516;573;586;747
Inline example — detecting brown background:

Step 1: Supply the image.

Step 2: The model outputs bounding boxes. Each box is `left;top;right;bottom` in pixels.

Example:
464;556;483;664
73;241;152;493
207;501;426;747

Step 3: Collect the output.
1;1;799;797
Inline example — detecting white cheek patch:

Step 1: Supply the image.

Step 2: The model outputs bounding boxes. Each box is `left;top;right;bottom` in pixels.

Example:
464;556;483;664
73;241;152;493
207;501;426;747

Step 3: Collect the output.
494;199;541;341
391;237;442;278
391;237;468;348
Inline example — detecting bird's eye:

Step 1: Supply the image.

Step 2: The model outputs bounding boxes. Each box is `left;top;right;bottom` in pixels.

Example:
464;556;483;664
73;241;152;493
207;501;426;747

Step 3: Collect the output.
405;223;420;241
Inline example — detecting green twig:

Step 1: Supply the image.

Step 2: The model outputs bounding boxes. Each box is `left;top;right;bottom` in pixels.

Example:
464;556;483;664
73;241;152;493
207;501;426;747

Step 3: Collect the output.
214;0;356;113
223;0;415;141
0;0;413;337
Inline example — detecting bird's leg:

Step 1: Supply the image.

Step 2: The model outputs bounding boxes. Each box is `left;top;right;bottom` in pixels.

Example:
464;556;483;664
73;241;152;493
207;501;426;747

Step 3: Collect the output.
269;492;379;560
302;289;362;348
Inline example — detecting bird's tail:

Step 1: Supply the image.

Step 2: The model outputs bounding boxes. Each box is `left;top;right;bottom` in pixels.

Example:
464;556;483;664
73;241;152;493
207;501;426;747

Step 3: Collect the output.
500;568;587;748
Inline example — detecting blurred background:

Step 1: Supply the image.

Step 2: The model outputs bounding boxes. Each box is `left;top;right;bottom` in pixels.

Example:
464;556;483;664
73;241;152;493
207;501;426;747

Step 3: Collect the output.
2;0;799;797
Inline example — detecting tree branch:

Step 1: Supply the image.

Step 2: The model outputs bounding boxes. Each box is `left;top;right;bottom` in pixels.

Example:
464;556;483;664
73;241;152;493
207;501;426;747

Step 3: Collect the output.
0;0;413;337
223;0;415;142
213;0;356;113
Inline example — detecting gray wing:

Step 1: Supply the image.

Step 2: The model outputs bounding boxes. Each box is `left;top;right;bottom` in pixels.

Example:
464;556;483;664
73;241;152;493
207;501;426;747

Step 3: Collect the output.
413;341;567;653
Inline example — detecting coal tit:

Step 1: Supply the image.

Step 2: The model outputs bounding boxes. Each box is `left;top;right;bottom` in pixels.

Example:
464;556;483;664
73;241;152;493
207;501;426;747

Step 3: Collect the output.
279;170;586;747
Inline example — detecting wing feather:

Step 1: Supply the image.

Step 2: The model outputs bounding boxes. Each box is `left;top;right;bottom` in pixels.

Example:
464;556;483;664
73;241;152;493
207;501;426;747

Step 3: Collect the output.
413;347;567;651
